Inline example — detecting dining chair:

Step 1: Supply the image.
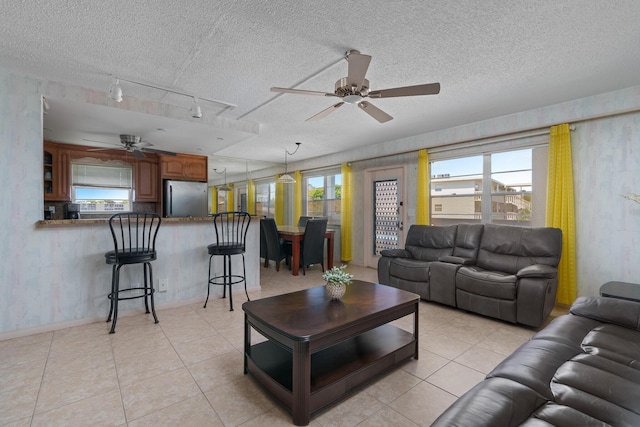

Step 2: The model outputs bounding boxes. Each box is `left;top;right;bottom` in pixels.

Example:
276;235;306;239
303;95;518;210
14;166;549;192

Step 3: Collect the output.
297;216;312;227
206;211;251;311
299;218;328;275
105;212;161;333
260;218;289;271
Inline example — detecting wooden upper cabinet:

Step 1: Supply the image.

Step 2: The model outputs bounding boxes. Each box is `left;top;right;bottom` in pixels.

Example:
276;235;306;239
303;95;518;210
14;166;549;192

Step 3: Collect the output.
160;154;208;181
43;141;71;201
134;158;159;202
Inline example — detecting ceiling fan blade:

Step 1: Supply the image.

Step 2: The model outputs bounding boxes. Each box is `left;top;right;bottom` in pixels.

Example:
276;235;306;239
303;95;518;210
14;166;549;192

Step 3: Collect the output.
132;149;146;159
143;148;177;156
347;51;371;92
368;83;441;98
271;87;336;97
86;147;117;152
306;102;345;122
358;101;393;123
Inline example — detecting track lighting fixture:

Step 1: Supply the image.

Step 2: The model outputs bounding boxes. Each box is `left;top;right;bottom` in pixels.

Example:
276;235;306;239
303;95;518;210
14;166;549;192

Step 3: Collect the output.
108;76;237;119
42;96;50;115
191;97;202;119
277;142;302;184
108;77;123;102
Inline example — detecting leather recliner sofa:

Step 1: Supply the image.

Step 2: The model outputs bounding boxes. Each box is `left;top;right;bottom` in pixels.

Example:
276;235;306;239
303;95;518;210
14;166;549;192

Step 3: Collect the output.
378;223;562;327
432;296;640;426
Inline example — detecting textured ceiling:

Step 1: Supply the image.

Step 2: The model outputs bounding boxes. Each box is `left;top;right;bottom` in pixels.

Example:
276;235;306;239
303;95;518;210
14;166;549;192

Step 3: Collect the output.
2;1;640;176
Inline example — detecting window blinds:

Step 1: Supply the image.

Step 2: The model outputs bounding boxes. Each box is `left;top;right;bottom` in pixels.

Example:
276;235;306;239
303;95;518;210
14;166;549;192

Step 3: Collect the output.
72;164;132;188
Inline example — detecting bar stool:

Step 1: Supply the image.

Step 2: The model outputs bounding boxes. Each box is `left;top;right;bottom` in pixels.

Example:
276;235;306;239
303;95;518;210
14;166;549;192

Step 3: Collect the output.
105;212;161;333
206;212;251;311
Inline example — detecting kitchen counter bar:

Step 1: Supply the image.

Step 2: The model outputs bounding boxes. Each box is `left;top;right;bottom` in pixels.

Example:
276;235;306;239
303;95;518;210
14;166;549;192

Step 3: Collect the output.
35;216;261;228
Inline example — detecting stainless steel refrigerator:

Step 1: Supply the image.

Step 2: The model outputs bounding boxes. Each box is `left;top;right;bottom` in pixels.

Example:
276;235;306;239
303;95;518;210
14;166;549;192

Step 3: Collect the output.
163;180;208;217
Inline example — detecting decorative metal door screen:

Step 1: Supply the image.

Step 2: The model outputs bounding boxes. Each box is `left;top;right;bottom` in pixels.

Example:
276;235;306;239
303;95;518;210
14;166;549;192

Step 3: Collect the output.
373;179;400;255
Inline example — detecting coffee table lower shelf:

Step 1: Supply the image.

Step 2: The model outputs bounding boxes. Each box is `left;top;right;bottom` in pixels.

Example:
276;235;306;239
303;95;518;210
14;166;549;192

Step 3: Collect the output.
245;323;416;423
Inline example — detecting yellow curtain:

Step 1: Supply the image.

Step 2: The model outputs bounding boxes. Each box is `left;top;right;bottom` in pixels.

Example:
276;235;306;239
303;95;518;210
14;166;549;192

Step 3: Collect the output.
416;149;430;225
227;184;235;212
211;187;218;214
294;171;302;221
247;179;255;215
341;162;353;262
546;123;577;305
275;178;284;225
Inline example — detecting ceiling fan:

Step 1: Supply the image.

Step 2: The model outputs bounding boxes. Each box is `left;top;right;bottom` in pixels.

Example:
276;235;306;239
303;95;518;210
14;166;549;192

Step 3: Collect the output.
271;50;440;123
85;134;177;158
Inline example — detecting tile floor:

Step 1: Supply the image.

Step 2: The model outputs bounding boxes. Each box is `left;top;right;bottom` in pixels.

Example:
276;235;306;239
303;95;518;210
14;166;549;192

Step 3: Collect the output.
0;264;567;426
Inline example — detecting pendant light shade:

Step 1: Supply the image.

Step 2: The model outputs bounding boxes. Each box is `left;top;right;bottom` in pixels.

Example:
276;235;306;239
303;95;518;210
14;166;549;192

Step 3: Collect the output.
191;97;202;119
277;142;301;184
109;77;123;102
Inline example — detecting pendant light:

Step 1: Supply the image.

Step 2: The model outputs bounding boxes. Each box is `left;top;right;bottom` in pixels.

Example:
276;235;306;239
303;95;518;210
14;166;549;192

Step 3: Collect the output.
214;168;231;191
277;142;301;184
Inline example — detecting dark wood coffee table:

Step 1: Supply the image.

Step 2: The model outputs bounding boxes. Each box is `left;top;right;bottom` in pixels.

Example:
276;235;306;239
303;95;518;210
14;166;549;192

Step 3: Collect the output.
242;280;419;426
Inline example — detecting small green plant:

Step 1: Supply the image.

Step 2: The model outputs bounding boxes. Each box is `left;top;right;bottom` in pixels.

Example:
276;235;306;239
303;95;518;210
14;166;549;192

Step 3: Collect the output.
322;265;353;285
621;193;640;204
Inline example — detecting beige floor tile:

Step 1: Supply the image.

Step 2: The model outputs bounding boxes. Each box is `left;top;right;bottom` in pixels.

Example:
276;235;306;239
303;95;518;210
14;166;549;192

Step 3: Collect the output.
120;367;201;421
1;418;32;427
173;334;237;366
43;344;114;382
127;394;223;427
364;369;422;404
111;330;172;362
0;332;52;351
476;326;533;355
0;384;39;425
426;361;485;397
314;389;384;427
388;381;457;427
454;345;507;374
401;349;450;380
187;351;244;393
35;359;119;414
115;347;184;387
358;406;419;427
0;359;46;393
434;317;498;345
419;331;473;360
204;377;277;426
161;320;218;344
31;389;126;427
237;405;298;427
0;341;50;371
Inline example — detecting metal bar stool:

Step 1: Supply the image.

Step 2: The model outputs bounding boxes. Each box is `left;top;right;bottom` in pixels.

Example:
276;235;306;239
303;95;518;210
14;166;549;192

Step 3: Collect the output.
206;211;251;311
105;212;161;333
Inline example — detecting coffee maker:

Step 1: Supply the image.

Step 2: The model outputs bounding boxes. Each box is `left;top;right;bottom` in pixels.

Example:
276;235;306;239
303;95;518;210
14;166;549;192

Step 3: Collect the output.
63;203;81;219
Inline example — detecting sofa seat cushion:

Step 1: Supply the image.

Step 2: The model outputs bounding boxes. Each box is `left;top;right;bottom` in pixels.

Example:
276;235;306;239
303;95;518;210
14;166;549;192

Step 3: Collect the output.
456;266;517;300
389;258;431;282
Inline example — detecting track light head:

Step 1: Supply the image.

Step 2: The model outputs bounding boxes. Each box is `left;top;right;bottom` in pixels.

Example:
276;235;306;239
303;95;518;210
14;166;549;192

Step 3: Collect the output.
109;77;123;102
191;97;202;119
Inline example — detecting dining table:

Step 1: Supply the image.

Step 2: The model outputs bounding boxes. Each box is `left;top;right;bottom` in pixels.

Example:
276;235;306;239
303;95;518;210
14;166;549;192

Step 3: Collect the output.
278;225;335;276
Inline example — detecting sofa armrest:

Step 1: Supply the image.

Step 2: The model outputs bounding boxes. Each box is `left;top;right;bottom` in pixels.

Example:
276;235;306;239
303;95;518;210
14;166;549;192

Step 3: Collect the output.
517;264;557;279
380;248;412;258
570;296;640;331
438;255;475;265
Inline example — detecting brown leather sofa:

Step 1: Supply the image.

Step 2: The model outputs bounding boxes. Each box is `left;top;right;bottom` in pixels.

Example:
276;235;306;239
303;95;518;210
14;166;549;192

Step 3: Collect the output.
432;296;640;426
378;223;562;327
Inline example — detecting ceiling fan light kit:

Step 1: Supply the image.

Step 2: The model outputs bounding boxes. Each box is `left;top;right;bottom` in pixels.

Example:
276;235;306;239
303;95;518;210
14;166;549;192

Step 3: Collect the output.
271;49;440;123
86;134;178;158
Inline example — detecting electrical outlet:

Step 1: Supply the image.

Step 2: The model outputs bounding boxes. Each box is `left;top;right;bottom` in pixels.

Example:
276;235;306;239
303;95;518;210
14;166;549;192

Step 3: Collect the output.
48;206;55;213
158;278;168;292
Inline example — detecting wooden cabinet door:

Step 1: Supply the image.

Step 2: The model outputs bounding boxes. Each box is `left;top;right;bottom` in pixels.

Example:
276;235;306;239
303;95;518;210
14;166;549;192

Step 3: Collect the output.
43;142;71;201
161;157;186;178
135;159;159;201
185;157;207;181
56;149;71;201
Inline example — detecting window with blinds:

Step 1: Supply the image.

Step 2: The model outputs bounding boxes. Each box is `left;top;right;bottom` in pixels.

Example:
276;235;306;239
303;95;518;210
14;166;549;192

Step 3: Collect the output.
71;163;133;213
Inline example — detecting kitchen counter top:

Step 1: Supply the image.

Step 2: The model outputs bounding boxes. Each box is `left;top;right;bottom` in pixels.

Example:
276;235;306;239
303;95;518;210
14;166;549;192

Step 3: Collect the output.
35;216;222;228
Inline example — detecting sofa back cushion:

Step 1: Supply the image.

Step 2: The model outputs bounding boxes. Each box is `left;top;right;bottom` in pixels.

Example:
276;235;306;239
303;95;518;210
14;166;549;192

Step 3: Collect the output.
452;223;484;260
476;224;562;273
405;225;457;261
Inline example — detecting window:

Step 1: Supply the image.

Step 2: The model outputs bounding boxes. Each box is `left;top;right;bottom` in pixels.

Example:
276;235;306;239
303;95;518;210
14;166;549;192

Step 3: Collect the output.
303;170;341;226
255;181;276;218
72;163;132;213
430;148;541;226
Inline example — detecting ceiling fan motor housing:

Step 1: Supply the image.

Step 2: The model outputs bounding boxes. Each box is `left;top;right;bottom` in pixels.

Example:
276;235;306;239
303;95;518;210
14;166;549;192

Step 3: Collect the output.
335;77;369;100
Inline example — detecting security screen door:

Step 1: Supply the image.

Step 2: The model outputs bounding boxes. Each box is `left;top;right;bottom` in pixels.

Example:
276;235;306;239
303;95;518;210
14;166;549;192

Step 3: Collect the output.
365;167;404;268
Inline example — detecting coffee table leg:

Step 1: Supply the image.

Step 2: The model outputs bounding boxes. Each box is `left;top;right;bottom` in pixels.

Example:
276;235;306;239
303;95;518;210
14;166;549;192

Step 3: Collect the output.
244;314;250;374
414;302;419;360
292;340;311;426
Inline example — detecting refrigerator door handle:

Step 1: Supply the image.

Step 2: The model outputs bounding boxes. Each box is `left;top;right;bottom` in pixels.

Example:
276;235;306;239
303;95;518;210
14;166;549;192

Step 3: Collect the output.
169;184;172;216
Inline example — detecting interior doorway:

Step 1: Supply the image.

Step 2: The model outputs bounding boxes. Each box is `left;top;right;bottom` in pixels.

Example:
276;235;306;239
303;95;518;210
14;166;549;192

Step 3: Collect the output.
364;166;405;268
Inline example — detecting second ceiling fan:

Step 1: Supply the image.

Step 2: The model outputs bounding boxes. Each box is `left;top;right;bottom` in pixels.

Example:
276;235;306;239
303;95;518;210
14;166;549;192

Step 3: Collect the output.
271;50;440;123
